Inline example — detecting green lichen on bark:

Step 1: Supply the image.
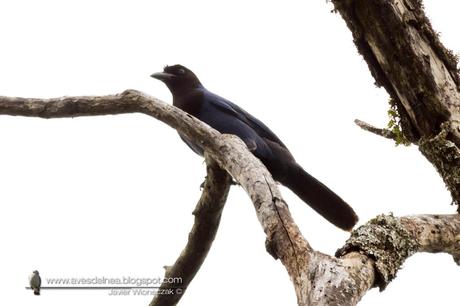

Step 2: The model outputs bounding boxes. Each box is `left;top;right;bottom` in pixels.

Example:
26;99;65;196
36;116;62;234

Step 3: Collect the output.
335;214;418;290
419;123;460;208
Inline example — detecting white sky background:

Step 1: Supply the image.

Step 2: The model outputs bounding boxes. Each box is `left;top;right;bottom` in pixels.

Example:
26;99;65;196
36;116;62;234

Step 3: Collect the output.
0;0;459;305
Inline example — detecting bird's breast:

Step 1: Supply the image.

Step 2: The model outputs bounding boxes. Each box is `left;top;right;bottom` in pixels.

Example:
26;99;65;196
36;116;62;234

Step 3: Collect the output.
173;92;205;117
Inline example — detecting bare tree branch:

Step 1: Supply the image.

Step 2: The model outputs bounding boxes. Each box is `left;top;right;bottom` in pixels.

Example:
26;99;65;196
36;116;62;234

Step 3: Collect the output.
0;91;311;303
311;213;460;305
1;92;459;305
400;214;460;263
149;156;232;306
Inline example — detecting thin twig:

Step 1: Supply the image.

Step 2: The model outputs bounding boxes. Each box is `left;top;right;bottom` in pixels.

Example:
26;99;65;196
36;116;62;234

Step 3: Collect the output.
354;119;396;140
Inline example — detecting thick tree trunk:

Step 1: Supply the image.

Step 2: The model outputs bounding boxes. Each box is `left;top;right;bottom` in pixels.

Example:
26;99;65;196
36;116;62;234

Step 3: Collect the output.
331;0;460;205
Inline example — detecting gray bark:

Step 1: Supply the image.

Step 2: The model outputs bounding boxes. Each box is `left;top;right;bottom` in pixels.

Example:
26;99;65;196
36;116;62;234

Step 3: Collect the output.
149;156;232;306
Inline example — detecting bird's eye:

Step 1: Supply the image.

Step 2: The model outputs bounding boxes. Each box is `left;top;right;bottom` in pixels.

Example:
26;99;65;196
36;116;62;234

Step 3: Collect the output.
177;68;186;75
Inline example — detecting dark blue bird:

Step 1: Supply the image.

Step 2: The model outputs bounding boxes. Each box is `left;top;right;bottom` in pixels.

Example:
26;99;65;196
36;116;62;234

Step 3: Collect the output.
151;64;358;231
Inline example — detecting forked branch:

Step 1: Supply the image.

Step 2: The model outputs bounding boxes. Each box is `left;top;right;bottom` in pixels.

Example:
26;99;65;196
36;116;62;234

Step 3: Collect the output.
1;91;459;305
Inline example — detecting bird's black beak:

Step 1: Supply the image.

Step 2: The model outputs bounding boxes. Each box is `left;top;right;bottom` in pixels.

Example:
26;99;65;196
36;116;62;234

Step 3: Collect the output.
150;72;175;82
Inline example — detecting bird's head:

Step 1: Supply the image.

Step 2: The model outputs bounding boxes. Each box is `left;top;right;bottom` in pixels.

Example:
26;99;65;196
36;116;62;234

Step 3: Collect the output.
151;64;202;95
33;270;39;274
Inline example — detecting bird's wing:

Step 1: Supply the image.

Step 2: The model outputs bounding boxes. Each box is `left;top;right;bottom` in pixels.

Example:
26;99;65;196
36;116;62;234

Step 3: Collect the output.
205;92;289;149
179;133;204;155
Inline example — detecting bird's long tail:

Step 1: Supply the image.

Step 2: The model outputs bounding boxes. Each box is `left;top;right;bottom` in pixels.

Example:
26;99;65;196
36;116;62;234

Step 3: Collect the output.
33;288;40;295
279;163;358;231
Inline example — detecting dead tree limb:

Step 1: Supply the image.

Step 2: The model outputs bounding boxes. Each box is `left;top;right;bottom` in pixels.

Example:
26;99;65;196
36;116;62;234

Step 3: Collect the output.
354;119;397;140
1;91;459;305
149;156;232;306
0;91;311;304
